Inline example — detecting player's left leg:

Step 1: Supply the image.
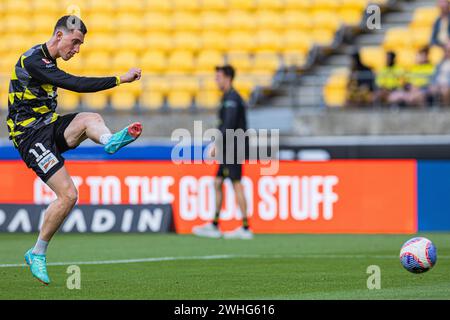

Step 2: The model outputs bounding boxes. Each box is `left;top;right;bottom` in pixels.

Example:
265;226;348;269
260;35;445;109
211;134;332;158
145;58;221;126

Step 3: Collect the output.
63;112;142;153
25;166;78;285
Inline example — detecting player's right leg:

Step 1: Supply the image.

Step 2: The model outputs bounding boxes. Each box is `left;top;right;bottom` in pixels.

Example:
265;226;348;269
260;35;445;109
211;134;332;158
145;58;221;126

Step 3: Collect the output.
63;112;142;154
25;166;78;285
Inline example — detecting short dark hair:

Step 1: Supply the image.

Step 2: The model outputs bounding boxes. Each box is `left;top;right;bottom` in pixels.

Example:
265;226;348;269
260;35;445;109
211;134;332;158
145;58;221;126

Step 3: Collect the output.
54;15;88;35
215;65;235;81
419;46;430;56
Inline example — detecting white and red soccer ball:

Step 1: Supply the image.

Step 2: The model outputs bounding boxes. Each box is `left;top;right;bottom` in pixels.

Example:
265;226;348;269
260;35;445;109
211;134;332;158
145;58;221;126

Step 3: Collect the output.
400;237;437;273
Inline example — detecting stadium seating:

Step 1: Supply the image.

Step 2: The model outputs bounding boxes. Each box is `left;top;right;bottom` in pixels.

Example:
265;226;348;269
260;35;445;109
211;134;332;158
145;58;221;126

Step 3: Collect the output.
0;0;371;111
323;5;444;108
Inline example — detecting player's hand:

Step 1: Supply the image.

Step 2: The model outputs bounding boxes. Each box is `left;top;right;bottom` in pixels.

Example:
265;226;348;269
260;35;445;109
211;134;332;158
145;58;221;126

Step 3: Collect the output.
120;68;141;84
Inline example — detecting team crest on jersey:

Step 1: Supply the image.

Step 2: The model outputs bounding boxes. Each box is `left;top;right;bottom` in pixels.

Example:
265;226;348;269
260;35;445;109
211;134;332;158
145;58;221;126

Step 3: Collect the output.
37;152;59;173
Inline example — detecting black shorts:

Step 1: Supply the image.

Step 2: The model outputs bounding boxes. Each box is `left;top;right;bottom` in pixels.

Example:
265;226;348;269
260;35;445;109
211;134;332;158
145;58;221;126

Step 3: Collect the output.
17;113;78;183
217;163;242;181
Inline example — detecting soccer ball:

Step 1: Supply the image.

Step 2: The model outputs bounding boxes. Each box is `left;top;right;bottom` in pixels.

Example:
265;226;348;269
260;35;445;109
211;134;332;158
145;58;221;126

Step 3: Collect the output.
400;237;437;273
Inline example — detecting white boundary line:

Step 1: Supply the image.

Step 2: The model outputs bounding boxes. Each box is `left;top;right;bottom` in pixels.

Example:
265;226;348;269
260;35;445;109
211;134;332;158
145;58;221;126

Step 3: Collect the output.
1;253;448;268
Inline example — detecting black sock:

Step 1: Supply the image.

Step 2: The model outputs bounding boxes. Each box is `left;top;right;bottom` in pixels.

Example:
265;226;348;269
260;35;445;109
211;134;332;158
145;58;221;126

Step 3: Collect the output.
212;213;220;227
242;217;249;230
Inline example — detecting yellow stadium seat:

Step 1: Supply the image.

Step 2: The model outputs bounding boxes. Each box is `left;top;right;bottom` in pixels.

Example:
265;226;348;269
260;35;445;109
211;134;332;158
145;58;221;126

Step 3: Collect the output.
173;0;200;11
256;30;282;53
4;0;33;15
172;12;202;32
111;51;138;74
83;52;112;75
83;33;116;54
58;90;81;111
410;7;440;29
252;53;280;76
140;51;167;74
383;27;411;51
227;10;255;31
32;14;60;34
116;13;144;33
283;11;313;31
168;91;193;110
339;9;364;26
0;54;19;74
282;31;313;55
170;77;200;94
323;69;350;108
195;50;224;75
140;91;165;111
110;92;137;111
313;0;340;12
4;15;33;34
341;0;368;10
196;90;221;109
84;13;115;33
229;0;256;10
256;0;283;10
145;1;172;12
200;0;227;10
32;0;62;13
86;0;115;14
313;11;341;31
430;45;444;65
359;46;386;72
5;36;32;56
173;32;201;52
285;0;312;10
200;0;228;11
227;53;253;72
116;32;146;52
201;11;228;31
144;13;172;32
145;32;173;52
411;28;433;50
227;32;256;53
144;77;171;94
115;0;144;12
396;49;416;70
0;77;10;110
256;10;283;30
166;51;195;75
312;29;337;47
234;78;254;100
59;56;84;75
197;76;216;92
82;92;109;110
201;31;228;52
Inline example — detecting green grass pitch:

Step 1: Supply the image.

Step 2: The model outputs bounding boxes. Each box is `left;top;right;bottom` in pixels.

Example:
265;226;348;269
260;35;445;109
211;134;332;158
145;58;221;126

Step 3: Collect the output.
0;233;449;299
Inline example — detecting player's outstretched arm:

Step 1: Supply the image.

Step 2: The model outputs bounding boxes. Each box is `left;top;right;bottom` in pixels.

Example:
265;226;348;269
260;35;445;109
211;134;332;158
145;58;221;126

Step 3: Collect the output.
24;54;141;93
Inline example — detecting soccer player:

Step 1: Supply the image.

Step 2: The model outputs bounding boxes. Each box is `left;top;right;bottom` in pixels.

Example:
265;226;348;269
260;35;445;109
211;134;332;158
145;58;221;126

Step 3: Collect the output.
6;16;142;285
192;65;253;240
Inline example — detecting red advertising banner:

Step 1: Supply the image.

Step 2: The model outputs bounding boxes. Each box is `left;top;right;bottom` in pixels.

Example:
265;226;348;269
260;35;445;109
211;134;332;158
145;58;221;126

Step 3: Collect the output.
0;160;417;234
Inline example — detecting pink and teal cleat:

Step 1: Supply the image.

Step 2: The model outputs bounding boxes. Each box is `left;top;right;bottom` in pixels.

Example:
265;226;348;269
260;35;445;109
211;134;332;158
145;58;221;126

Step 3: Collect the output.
104;122;142;154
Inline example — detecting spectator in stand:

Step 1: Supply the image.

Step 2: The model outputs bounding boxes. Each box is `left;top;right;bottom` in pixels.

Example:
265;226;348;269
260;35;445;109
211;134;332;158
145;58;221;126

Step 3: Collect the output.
347;50;375;107
374;51;405;105
430;40;450;106
431;0;450;47
388;47;435;107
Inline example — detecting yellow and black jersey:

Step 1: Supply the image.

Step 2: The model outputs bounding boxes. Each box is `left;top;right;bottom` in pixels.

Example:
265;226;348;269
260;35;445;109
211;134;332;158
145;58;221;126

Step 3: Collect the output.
7;43;119;147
